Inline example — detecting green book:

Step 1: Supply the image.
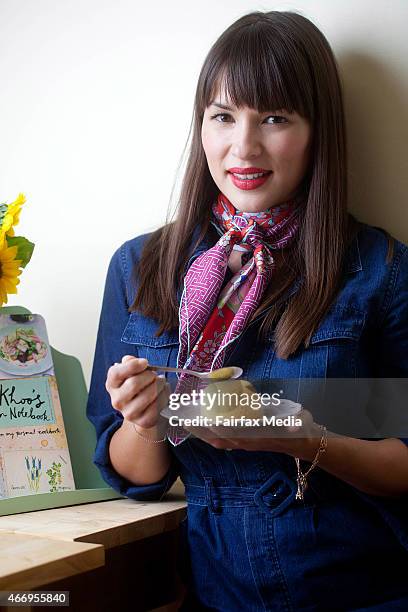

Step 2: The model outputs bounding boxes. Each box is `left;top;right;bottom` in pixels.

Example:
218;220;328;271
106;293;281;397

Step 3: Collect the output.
0;314;76;498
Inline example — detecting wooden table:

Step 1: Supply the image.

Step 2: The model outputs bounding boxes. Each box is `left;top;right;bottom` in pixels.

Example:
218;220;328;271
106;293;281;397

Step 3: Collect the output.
0;480;187;611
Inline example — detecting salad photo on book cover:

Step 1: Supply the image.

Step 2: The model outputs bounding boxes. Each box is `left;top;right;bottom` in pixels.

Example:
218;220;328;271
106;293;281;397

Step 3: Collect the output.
0;313;76;498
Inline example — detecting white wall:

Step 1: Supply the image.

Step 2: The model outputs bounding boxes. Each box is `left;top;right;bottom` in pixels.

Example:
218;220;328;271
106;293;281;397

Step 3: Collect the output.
1;0;407;386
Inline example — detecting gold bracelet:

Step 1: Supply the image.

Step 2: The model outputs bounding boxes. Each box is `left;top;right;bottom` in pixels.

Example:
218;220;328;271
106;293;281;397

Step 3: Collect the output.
295;425;327;501
132;423;167;444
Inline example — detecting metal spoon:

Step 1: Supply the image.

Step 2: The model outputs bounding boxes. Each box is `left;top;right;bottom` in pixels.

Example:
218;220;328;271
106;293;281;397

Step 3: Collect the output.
146;364;243;381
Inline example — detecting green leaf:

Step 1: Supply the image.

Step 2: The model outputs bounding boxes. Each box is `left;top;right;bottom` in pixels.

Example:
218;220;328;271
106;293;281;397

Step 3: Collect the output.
5;236;35;268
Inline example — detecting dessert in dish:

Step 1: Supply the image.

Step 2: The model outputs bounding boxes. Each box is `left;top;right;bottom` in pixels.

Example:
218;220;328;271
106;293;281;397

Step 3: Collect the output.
199;378;259;419
206;367;237;380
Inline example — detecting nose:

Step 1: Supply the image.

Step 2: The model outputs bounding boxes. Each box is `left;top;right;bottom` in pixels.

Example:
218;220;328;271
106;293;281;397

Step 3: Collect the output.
231;120;263;160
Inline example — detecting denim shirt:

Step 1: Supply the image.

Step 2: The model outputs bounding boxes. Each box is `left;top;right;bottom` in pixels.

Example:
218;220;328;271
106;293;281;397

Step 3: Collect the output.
87;222;408;611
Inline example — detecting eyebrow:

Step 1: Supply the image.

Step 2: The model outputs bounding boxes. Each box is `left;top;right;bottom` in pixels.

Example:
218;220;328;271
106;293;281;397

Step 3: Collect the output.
209;100;286;114
209;101;235;111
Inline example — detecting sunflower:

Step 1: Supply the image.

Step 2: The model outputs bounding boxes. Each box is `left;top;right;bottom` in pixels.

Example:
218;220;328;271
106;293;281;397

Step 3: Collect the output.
0;193;26;247
0;243;23;306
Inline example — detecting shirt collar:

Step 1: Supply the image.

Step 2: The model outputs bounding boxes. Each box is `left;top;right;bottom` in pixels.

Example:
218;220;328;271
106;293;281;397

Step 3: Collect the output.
346;233;363;274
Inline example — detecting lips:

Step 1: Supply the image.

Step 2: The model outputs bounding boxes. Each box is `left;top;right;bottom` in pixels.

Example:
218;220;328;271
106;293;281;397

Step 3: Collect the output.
227;167;271;174
227;167;272;191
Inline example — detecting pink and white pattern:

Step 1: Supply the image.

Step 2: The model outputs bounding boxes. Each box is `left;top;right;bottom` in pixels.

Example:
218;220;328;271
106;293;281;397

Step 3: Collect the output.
167;192;304;445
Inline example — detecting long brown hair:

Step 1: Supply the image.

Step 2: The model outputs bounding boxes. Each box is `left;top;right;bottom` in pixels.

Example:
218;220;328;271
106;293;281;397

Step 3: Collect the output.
130;11;371;358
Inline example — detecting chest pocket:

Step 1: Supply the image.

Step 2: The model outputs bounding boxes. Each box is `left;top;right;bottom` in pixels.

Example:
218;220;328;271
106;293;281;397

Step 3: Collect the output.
264;305;366;381
305;306;365;378
121;311;179;369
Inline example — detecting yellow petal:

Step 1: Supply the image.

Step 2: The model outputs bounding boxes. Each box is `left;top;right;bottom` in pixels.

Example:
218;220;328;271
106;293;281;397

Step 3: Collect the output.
2;214;13;230
0;285;8;304
10;193;26;205
1;264;21;274
0;246;18;261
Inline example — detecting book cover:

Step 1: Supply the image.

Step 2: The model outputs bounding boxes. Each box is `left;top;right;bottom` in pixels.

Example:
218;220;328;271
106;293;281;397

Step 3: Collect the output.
0;313;76;498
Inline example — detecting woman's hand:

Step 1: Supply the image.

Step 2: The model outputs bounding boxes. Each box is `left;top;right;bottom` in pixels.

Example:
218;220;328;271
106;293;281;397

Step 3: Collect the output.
105;355;170;431
186;408;323;460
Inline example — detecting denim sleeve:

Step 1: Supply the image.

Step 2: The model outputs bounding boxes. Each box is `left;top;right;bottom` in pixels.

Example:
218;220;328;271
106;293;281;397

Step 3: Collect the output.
86;242;179;500
377;243;408;445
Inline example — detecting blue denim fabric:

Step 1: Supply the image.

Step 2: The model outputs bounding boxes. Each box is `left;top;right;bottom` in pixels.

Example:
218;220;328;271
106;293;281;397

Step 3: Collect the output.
87;222;408;611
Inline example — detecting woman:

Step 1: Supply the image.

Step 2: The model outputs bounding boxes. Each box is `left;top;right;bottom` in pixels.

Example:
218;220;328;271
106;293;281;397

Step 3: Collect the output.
87;11;408;611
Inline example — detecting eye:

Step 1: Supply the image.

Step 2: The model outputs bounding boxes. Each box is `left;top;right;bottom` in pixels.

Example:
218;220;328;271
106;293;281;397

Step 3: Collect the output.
264;115;288;124
210;113;233;123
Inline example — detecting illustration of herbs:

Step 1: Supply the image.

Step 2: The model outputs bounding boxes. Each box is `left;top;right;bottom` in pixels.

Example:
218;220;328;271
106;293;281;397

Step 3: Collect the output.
46;461;62;492
25;456;42;493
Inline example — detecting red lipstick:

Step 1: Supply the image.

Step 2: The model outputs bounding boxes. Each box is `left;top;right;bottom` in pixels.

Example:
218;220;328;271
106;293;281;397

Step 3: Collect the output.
227;167;272;191
227;167;271;174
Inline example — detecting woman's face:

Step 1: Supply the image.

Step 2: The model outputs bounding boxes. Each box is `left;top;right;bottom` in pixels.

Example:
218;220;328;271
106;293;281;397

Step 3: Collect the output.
201;87;312;212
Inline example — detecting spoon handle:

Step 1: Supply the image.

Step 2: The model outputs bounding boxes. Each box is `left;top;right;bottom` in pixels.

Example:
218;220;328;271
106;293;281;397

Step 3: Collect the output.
147;364;235;381
146;364;206;378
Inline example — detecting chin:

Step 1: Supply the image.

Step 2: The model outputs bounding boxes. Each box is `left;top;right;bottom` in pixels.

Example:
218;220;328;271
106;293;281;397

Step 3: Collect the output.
233;196;272;214
220;182;277;213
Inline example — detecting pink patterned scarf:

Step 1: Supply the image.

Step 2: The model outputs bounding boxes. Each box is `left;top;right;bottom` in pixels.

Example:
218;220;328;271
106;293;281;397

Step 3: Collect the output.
167;192;304;445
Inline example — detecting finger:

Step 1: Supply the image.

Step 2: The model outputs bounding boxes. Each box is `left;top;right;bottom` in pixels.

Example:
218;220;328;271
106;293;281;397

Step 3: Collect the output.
106;357;149;389
122;355;136;363
284;409;315;438
136;388;170;430
125;383;170;428
118;376;166;417
107;364;158;400
109;370;162;409
119;370;164;403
